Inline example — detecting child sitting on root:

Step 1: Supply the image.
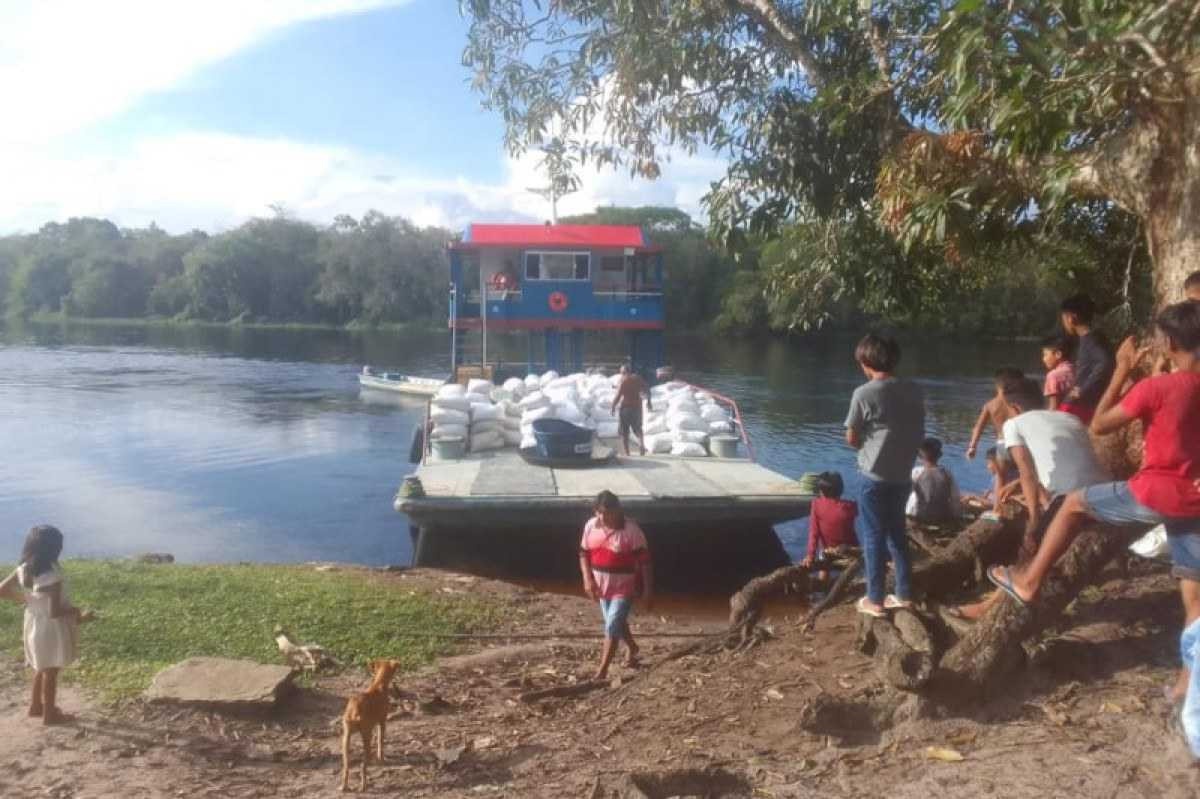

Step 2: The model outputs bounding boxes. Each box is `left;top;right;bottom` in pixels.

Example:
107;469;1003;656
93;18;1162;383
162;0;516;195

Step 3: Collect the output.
906;437;962;525
579;491;653;680
801;471;858;582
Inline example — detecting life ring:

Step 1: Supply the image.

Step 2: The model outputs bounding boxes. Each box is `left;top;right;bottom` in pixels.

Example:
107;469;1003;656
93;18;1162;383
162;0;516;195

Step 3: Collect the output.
548;291;569;313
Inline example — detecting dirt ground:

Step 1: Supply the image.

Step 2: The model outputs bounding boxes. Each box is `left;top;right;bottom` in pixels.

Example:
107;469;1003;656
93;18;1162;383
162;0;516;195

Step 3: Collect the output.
0;565;1197;798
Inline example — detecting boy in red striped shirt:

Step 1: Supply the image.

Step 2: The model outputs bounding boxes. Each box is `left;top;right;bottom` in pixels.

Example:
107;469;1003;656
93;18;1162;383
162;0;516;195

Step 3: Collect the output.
579;491;653;680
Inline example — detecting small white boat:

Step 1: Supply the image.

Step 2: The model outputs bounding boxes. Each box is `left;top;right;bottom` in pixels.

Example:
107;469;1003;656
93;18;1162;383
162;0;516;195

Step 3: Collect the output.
358;367;445;397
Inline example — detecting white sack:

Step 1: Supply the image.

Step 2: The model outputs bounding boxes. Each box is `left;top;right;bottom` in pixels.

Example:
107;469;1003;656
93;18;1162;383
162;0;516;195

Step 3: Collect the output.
674;430;709;445
671;442;708;458
430;407;469;426
701;404;731;422
470;403;502;422
467;378;495;395
644;432;674;454
469;419;503;435
709;421;735;435
435;384;465;399
431;396;470;413
430;424;467;439
470;431;504;451
518;391;550;410
502;429;523;447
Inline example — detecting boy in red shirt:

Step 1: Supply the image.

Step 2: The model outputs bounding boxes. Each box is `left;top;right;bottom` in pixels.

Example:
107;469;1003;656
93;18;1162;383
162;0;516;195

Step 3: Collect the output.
579;491;653;680
801;472;858;576
990;301;1200;698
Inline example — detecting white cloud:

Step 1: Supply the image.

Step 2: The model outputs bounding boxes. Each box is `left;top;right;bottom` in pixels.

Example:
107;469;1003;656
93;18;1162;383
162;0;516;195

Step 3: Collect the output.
0;131;728;233
0;0;408;146
0;2;728;234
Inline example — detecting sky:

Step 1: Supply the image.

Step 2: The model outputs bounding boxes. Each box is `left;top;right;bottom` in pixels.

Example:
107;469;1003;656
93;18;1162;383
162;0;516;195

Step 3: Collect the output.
0;0;726;235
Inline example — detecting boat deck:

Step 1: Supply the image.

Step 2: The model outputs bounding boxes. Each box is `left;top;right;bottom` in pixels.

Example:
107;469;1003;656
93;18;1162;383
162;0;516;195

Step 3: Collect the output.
396;445;811;526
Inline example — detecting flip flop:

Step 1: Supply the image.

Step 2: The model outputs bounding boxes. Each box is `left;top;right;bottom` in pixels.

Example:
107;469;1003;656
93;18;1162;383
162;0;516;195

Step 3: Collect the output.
987;566;1029;608
856;597;886;618
883;595;913;610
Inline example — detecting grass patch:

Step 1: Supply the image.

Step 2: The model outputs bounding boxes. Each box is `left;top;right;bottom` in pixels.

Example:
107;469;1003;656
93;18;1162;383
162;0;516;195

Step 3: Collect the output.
0;561;498;702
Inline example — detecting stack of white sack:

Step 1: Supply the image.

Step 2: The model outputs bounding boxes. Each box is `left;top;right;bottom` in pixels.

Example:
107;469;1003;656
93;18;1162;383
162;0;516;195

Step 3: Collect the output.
697;397;736;436
494;399;524;446
468;388;504;451
430;384;469;441
518;384;554;449
494;377;527;403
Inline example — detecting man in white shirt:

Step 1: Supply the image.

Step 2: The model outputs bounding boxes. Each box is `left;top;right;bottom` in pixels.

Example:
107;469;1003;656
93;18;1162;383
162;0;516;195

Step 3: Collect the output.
954;377;1110;619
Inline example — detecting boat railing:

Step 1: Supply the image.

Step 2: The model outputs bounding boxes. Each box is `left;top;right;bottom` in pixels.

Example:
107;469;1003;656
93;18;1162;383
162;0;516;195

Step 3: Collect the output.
685;383;756;462
593;290;663;300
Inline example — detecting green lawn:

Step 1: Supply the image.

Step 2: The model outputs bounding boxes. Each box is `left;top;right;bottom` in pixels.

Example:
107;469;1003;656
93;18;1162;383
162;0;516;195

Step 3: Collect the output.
0;561;497;701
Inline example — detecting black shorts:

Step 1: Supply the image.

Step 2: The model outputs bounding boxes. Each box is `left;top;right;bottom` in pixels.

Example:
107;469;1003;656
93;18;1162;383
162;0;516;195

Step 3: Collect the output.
618;406;643;437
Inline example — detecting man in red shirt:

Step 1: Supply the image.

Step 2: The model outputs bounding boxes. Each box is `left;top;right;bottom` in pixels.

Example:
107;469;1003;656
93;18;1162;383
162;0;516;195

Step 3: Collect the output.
989;301;1200;696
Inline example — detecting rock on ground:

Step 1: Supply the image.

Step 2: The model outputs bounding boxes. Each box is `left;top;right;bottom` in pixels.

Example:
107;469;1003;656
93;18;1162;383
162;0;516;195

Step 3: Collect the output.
145;657;295;708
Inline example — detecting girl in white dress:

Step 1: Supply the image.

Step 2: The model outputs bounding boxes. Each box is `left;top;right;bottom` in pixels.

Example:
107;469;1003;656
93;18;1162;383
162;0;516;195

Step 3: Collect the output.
0;525;92;725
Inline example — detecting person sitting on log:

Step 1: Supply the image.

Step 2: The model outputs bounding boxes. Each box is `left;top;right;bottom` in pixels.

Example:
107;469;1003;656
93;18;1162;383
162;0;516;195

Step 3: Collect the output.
952;378;1110;620
966;367;1025;461
962;447;1020;516
988;302;1200;709
906;437;962;526
801;471;858;583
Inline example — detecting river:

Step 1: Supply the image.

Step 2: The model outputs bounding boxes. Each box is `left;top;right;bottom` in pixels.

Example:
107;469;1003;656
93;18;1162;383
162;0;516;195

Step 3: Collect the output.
0;321;1036;567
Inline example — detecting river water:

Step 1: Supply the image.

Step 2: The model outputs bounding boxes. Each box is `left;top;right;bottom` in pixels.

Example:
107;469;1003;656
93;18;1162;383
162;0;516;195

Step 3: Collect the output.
0;321;1035;567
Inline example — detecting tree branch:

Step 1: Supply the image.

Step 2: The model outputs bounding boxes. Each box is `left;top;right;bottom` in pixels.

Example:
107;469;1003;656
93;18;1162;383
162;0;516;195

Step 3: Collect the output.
727;0;827;87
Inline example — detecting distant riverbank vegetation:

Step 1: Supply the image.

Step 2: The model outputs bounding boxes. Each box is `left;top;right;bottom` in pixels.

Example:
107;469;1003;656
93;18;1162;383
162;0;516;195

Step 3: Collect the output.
0;204;1151;337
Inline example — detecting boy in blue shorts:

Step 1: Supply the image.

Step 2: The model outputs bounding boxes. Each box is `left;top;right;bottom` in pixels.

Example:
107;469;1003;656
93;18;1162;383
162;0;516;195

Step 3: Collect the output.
989;301;1200;737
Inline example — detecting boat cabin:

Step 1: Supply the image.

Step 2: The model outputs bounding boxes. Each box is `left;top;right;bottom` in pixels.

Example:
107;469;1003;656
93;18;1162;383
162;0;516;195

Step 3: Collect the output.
448;224;665;379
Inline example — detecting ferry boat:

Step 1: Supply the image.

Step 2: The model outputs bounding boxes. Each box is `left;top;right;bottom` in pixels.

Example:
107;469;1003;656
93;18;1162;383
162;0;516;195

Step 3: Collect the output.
393;223;812;590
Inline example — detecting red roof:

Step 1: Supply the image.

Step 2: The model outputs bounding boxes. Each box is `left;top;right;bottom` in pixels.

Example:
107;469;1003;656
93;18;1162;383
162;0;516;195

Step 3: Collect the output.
453;224;657;251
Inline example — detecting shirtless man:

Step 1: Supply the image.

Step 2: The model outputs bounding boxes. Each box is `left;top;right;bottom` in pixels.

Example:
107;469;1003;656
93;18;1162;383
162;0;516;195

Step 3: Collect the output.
611;365;651;456
965;367;1024;460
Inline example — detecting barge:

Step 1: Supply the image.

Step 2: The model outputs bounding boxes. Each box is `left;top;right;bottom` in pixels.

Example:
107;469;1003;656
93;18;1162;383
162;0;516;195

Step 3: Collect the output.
392;223;812;590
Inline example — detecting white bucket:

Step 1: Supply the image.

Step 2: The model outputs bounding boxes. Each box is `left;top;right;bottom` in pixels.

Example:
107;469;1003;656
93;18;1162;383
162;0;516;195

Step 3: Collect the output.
709;435;740;459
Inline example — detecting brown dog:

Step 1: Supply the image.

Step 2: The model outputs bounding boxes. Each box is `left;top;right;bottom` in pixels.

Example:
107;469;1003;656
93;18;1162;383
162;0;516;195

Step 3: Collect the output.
340;658;402;792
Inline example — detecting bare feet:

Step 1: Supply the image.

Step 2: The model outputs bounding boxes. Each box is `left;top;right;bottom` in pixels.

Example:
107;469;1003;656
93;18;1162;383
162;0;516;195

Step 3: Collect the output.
623;646;641;668
27;704;43;718
592;670;608;682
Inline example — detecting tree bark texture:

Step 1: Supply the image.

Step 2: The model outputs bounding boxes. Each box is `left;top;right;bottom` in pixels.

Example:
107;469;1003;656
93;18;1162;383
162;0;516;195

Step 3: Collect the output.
933;522;1144;700
856;609;935;691
908;514;1024;599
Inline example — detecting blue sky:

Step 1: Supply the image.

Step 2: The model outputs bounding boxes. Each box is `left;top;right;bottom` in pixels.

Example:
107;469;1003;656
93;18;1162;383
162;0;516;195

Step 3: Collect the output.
0;0;724;234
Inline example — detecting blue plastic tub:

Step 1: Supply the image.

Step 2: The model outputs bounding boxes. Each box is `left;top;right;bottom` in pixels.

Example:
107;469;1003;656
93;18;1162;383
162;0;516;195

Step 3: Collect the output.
531;418;593;459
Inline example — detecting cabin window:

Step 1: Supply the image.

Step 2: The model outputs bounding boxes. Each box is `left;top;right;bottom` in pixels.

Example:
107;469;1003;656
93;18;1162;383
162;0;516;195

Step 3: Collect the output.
523;251;590;281
600;255;625;272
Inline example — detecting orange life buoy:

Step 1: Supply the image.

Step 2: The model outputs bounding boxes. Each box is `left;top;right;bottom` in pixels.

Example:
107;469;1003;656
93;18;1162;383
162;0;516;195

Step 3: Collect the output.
548;291;569;313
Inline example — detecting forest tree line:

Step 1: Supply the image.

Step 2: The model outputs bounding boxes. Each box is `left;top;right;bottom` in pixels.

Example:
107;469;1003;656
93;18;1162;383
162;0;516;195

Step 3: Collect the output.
0;205;1151;336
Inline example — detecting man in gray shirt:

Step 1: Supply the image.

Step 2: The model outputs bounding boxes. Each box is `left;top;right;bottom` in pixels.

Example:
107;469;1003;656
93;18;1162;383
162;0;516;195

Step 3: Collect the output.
844;333;925;617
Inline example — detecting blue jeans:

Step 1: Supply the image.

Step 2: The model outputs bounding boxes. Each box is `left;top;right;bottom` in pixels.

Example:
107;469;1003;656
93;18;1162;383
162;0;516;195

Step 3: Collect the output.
1082;481;1200;580
1181;618;1200;757
599;597;632;639
859;478;913;604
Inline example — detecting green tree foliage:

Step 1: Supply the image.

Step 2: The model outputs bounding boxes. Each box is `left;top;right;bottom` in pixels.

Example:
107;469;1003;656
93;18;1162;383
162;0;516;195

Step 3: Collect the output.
0;213;453;326
316;212;450;326
461;0;1199;317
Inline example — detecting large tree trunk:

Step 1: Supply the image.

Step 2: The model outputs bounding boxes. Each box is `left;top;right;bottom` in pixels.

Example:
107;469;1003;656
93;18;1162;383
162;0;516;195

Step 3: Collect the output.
933;522;1144;700
1144;93;1200;308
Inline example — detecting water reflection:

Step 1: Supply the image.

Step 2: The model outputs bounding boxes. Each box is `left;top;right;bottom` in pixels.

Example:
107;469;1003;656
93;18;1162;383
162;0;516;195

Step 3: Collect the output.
0;320;1040;567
